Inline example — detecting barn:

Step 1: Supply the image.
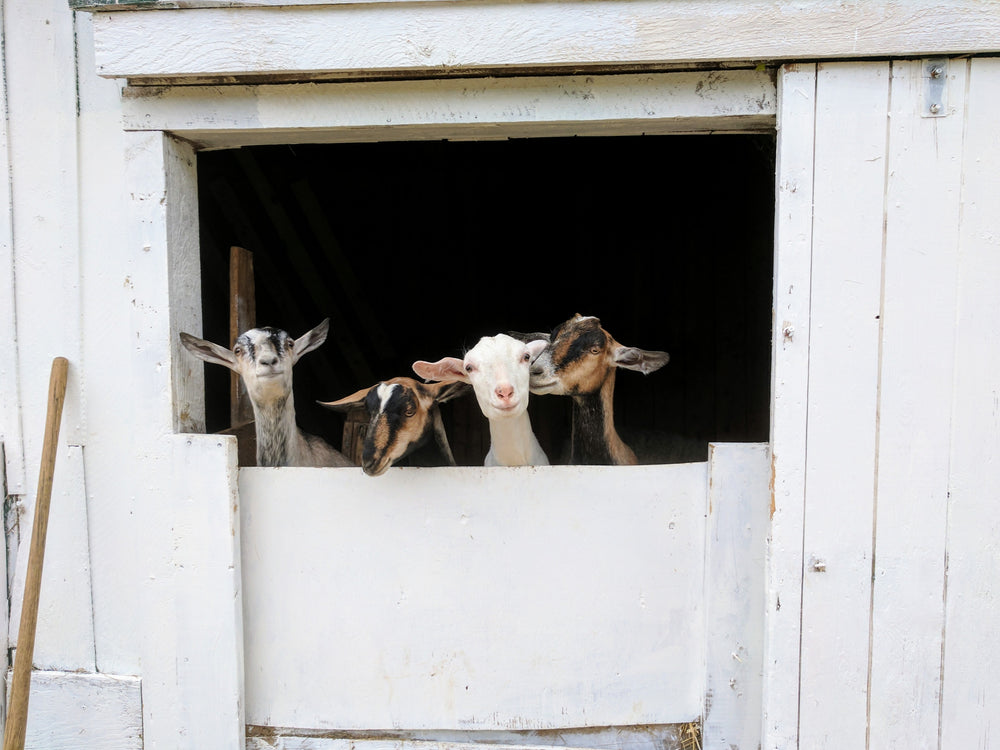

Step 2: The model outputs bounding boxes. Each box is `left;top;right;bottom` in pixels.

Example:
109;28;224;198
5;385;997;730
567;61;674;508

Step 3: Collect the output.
0;1;998;747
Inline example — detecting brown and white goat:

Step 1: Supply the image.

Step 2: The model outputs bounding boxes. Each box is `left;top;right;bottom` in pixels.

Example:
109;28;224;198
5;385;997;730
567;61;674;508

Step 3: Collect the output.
413;334;549;467
517;314;670;465
179;319;354;468
319;377;469;476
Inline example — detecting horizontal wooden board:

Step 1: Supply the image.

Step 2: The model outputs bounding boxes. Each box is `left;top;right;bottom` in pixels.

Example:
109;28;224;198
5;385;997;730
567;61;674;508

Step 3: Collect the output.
121;70;776;148
240;463;709;730
5;670;142;750
87;1;1000;82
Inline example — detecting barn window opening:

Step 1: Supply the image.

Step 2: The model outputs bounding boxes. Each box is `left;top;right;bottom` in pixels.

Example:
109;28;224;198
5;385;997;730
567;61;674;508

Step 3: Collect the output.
195;133;775;466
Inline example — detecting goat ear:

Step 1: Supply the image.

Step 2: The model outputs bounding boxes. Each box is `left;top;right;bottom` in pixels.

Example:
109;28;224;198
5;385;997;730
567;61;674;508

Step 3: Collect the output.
429;381;472;404
526;339;549;360
412;357;469;384
613;345;670;374
507;330;551;344
179;332;239;372
293;318;330;363
317;384;373;412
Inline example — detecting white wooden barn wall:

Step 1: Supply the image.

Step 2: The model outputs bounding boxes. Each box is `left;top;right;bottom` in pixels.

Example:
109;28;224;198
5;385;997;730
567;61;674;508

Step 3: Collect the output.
0;0;998;748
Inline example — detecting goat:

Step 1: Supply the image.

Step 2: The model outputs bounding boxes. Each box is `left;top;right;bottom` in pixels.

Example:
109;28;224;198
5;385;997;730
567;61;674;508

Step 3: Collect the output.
514;314;670;465
413;334;549;467
318;377;470;476
179;319;354;468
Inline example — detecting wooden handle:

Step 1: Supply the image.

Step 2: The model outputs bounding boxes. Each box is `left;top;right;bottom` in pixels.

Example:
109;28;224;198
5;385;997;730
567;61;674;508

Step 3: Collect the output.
3;357;69;750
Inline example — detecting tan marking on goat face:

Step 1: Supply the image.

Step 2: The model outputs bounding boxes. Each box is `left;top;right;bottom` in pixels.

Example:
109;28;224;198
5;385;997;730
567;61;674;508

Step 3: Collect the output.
547;315;619;396
363;379;434;476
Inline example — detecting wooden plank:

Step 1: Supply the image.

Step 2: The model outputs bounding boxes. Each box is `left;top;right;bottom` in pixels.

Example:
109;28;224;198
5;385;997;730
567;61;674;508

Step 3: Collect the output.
30;446;97;671
762;63;815;750
702;443;769;750
5;670;141;750
868;57;967;748
245;735;694;750
0;19;25;495
138;434;244;748
120;70;776;149
88;1;1000;82
229;245;256;425
796;61;887;749
938;56;1000;748
240;463;708;731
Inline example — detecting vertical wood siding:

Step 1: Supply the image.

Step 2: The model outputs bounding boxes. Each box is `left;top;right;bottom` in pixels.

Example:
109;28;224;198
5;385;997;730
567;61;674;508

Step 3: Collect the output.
798;61;887;749
938;56;1000;747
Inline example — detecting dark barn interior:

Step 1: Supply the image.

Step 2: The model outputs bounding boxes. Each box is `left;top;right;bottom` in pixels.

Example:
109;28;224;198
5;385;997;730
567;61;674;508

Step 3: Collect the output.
196;133;775;466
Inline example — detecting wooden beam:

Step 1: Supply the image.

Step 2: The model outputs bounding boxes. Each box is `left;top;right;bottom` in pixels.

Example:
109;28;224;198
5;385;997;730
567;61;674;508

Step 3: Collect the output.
229;245;256;426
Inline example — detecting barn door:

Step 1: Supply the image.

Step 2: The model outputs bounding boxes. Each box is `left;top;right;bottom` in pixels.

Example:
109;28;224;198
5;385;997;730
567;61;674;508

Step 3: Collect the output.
238;445;769;749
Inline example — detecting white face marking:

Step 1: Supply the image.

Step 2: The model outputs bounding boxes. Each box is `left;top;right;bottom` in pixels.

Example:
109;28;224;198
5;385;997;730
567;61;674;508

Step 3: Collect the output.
376;382;399;415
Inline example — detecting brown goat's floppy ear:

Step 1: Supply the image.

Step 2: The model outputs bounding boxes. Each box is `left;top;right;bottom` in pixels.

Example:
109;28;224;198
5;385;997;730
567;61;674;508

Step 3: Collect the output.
179;332;239;371
317;384;373;412
613;346;670;374
427;381;472;403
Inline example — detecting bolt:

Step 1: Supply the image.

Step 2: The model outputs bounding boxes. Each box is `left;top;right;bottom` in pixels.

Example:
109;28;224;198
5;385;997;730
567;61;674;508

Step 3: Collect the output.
811;557;827;573
929;103;942;114
931;67;944;79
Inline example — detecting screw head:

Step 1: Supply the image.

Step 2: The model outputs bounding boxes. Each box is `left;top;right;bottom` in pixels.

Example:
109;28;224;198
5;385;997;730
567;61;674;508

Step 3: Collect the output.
930;103;942;114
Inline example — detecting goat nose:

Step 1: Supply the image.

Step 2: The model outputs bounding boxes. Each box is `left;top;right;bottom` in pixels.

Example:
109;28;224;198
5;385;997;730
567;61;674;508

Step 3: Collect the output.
258;354;278;366
495;383;514;401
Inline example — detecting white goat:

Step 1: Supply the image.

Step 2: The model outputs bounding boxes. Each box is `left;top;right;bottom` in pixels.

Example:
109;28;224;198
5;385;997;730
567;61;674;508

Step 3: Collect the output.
179;319;354;468
319;377;470;476
516;314;670;465
413;334;549;467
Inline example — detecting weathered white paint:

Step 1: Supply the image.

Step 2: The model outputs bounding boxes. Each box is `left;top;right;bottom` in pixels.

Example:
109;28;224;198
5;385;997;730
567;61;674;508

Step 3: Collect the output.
939;56;1000;746
5;0;1000;744
240;463;708;731
87;1;1000;82
797;61;887;748
6;670;142;750
868;58;968;748
120;70;776;150
702;443;769;749
245;739;691;750
761;63;815;750
138;434;244;748
73;7;150;679
0;23;24;497
30;445;97;671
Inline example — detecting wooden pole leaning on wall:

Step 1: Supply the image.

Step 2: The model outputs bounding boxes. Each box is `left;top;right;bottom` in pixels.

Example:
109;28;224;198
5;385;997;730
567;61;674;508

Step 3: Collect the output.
2;357;69;750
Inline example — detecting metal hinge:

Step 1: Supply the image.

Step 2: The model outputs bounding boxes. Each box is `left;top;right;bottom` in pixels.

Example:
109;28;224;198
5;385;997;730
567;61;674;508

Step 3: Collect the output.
922;58;949;118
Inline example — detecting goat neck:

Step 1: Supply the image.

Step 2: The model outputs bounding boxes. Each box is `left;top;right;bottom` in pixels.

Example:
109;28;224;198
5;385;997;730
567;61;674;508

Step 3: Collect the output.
569;368;637;465
251;392;299;467
485;411;548;467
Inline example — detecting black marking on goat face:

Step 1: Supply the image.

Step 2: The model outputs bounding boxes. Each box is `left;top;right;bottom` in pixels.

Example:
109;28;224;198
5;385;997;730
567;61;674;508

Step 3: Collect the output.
361;383;423;474
235;327;293;363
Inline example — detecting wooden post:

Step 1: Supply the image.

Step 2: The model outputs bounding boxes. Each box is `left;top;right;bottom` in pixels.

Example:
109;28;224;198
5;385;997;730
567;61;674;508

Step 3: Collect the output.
229;245;256;426
3;357;69;750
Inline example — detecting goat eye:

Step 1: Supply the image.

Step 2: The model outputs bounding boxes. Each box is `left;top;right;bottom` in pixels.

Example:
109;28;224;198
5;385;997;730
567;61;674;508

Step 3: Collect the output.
590;346;602;355
522;352;531;362
465;364;474;373
285;339;295;349
404;405;417;417
233;346;242;356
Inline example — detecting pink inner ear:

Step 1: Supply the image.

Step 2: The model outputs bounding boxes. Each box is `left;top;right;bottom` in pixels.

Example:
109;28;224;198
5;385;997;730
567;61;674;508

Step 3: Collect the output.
413;357;468;383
